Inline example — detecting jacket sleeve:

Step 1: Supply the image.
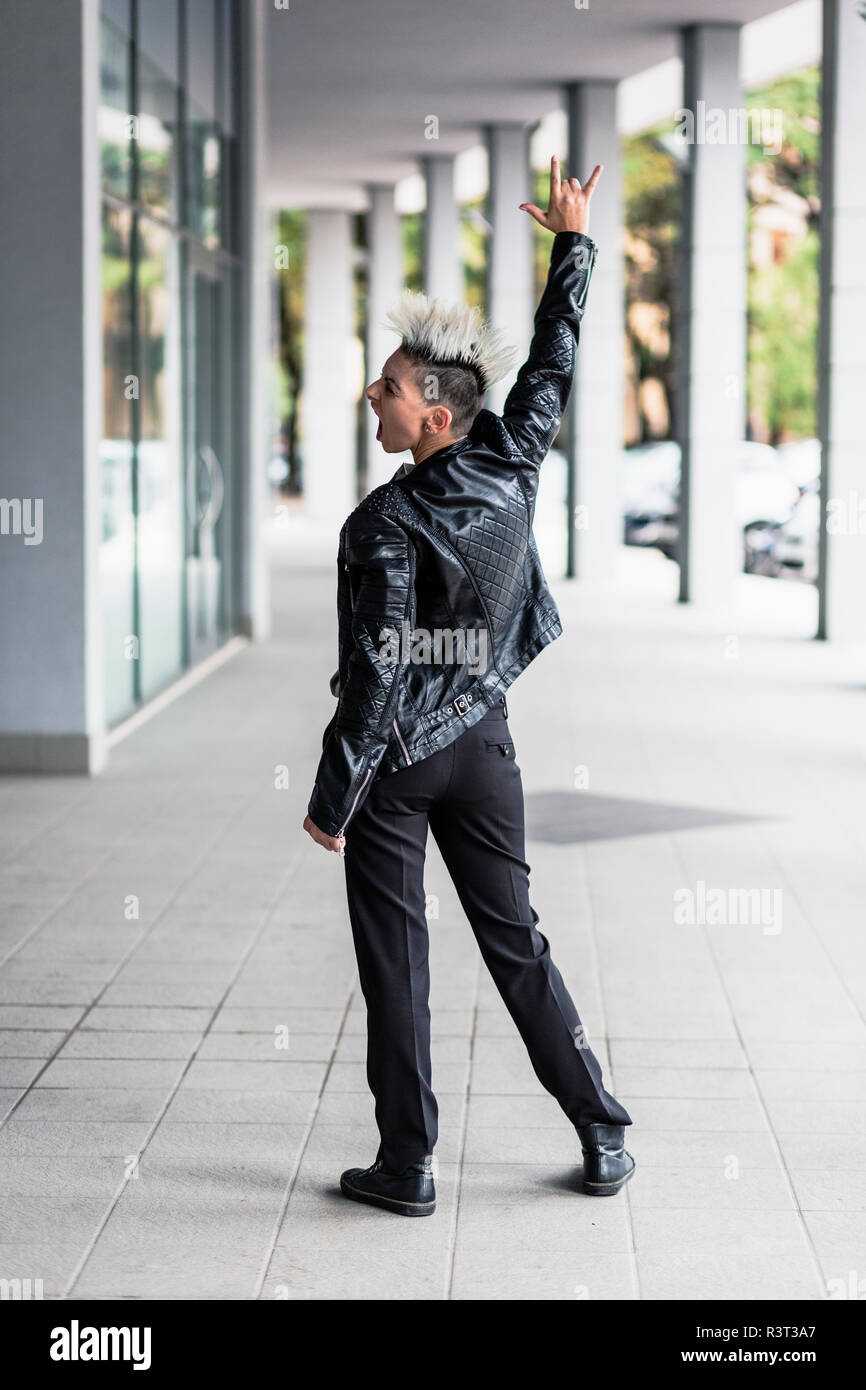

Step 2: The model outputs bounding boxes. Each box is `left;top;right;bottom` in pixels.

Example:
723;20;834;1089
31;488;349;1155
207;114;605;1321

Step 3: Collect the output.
500;230;597;491
307;511;413;838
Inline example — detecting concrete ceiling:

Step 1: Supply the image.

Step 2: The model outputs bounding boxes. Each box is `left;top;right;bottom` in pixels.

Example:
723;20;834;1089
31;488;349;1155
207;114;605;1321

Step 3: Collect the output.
264;0;800;207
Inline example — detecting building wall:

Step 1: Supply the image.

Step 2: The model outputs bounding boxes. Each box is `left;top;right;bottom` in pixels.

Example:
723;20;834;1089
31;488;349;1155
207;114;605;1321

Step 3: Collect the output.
98;0;245;723
0;0;257;771
0;0;103;769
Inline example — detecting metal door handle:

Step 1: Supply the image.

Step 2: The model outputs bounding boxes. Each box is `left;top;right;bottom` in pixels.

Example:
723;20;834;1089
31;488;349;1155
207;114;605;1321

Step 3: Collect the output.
189;444;225;537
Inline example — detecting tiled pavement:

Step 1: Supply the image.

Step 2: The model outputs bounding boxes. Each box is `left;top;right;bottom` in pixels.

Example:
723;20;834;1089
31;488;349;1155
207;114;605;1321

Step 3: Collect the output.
1;509;865;1301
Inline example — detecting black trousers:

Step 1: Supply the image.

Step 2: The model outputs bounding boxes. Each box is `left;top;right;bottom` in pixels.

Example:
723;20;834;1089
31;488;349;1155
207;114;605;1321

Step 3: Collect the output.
343;696;632;1172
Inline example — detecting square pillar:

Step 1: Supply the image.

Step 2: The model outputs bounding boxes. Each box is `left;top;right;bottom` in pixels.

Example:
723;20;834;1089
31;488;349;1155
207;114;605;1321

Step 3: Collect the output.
238;0;272;640
485;124;533;414
0;0;105;772
365;185;403;493
818;0;866;642
422;154;461;303
677;24;747;606
566;81;624;582
302;210;357;524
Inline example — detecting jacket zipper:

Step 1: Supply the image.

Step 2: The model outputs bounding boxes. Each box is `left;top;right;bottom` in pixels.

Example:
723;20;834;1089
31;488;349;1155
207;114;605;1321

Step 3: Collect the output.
375;536;417;767
336;766;372;855
336;519;415;841
392;717;413;765
577;241;597;311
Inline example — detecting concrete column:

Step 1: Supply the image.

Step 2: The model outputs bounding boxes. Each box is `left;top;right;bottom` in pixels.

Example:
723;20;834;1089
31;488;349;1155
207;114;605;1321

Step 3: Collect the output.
238;0;271;639
422;155;461;303
365;185;403;492
817;0;866;642
0;0;104;772
677;25;747;605
302;210;357;523
485;124;533;414
566;81;624;581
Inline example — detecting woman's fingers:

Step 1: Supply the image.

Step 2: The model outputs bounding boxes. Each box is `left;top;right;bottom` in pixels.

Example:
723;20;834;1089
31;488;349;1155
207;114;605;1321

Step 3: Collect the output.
582;163;604;196
303;814;342;852
519;156;601;229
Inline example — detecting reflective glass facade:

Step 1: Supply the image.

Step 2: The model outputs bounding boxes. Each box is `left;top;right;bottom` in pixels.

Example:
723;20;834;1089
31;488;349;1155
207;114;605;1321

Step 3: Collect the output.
99;0;241;724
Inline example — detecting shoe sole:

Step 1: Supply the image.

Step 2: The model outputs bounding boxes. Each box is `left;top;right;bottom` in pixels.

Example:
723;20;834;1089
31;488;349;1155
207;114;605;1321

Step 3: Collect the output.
581;1155;636;1197
340;1174;436;1217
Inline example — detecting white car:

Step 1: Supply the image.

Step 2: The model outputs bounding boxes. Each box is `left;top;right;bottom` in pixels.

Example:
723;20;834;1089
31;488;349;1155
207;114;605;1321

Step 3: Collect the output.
776;438;822;490
621;440;803;571
772;480;821;582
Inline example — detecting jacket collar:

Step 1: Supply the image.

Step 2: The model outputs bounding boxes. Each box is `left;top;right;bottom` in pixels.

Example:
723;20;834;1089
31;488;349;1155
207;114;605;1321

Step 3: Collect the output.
392;433;472;488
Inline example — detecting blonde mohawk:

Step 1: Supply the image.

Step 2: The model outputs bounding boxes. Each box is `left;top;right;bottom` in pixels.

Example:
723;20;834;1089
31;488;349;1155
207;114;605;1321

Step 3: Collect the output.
384;290;518;394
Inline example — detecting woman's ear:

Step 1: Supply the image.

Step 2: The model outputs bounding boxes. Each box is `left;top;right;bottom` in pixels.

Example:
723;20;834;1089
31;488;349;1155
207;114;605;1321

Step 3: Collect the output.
428;405;453;435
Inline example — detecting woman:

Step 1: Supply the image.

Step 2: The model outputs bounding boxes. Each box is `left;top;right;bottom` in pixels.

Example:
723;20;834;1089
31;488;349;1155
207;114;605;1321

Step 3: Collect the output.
304;156;634;1217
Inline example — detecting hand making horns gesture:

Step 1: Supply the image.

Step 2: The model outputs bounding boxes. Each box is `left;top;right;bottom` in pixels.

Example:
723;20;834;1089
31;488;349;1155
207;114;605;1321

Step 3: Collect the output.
520;155;603;236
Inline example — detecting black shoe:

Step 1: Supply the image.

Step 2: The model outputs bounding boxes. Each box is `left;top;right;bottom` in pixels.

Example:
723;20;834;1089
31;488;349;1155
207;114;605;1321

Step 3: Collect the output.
340;1157;436;1217
577;1124;636;1196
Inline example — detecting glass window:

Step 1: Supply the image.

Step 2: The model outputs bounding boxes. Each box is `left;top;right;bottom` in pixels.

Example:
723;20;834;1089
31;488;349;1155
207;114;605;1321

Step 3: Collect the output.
216;262;239;632
221;0;236;137
99;0;243;727
102;0;130;28
137;0;180;220
137;218;185;698
187;0;218;117
186;0;221;245
139;0;179;84
99;203;137;724
186;112;221;247
219;0;238;250
99;1;132;200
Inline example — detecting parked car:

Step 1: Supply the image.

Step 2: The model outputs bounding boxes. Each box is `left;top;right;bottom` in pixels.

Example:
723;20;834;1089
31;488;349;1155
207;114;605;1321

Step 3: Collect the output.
766;440;821;582
776;438;822;490
770;486;821;584
620;442;680;559
621;440;804;574
736;442;802;575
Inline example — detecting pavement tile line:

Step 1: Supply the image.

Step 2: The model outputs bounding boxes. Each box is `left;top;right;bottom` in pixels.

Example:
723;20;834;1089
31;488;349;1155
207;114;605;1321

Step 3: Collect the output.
0;785;260;1138
253;988;356;1301
444;965;483;1301
59;838;302;1298
756;820;866;1036
0;781;93;870
666;823;830;1300
3;787;299;1297
579;841;642;1301
0;784;183;972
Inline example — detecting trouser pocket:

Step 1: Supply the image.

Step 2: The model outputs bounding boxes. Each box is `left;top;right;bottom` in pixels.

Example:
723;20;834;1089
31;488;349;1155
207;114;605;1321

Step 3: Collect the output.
485;738;515;758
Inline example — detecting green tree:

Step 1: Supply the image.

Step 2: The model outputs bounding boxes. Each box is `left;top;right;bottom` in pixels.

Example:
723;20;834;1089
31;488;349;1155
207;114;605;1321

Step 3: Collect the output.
749;230;819;443
622;130;681;442
275;210;307;493
745;65;820;442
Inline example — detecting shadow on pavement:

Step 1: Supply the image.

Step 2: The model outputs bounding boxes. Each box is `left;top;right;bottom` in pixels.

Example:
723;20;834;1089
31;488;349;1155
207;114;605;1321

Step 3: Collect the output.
525;790;764;844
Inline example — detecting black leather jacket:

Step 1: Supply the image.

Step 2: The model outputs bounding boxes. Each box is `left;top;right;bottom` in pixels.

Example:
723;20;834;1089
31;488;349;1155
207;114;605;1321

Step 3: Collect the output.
308;230;597;838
